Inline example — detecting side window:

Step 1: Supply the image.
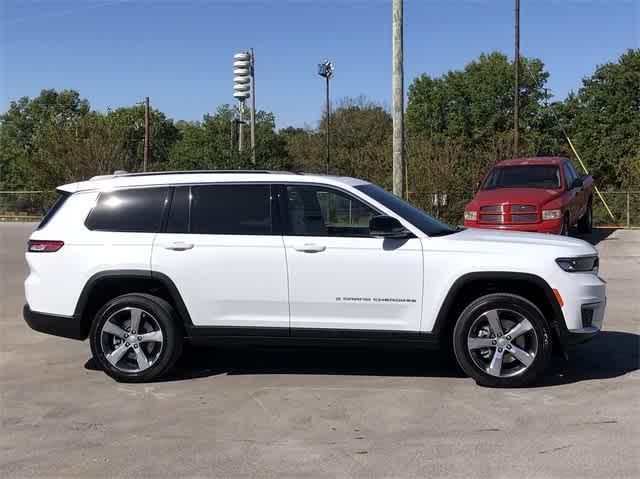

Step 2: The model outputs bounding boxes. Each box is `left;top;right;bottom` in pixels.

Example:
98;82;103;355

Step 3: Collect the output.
85;188;168;232
285;185;377;237
563;162;576;187
189;184;272;235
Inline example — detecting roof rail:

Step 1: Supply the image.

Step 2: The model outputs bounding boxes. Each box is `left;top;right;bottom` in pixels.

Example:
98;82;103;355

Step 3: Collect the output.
113;169;297;178
89;169;297;180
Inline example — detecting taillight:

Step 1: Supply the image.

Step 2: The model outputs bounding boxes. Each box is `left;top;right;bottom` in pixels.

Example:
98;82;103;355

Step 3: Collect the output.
27;240;64;253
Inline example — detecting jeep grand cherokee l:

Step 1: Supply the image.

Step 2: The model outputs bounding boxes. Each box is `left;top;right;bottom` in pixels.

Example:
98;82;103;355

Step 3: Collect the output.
24;170;606;387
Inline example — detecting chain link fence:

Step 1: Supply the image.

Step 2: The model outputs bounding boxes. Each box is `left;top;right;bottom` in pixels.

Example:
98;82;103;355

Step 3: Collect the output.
592;191;640;227
1;190;638;227
0;191;59;222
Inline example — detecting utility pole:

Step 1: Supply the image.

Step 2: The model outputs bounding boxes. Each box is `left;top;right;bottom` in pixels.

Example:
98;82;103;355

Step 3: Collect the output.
250;48;256;164
392;0;404;197
143;96;150;172
514;0;520;157
318;60;334;174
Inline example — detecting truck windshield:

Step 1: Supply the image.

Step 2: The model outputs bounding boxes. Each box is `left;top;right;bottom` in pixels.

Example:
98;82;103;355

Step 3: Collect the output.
482;165;561;190
356;183;459;237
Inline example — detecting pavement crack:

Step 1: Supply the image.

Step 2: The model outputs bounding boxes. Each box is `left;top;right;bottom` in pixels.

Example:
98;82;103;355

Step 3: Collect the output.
539;444;572;455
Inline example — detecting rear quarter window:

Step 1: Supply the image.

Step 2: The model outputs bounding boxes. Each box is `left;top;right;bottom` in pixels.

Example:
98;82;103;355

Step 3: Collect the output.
85;187;168;232
37;191;70;230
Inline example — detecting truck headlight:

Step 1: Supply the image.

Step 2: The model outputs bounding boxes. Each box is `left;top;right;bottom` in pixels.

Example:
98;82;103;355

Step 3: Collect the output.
542;209;562;220
464;211;477;221
556;256;599;273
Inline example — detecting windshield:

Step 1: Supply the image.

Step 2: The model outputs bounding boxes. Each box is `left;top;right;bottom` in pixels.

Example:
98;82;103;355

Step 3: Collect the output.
482;165;561;190
356;183;459;237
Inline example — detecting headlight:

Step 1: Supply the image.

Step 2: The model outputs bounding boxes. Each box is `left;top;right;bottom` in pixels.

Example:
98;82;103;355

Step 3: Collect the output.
542;209;562;220
464;211;477;221
556;256;599;272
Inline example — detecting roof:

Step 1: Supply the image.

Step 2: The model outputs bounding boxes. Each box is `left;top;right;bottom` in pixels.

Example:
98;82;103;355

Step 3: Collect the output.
495;156;569;167
58;170;370;193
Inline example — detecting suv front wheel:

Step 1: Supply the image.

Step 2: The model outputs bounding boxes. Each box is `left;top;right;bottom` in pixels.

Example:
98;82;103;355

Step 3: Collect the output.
90;293;183;382
453;293;553;387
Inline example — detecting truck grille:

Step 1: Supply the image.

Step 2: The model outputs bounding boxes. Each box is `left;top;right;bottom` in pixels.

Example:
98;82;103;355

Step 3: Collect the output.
479;204;538;224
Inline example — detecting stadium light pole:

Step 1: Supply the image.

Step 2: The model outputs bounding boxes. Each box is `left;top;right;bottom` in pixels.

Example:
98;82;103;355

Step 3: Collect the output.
318;60;334;174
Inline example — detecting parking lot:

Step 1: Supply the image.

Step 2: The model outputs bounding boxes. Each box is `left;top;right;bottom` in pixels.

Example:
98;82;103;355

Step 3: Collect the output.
1;222;638;478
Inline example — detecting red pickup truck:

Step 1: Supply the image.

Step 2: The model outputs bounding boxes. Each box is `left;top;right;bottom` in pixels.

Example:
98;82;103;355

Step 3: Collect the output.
463;157;594;235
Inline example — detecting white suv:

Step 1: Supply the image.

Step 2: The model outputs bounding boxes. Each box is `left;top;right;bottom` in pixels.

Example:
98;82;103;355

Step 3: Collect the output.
24;170;606;387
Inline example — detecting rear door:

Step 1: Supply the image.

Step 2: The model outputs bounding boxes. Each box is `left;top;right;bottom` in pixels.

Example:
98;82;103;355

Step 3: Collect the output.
279;183;423;333
152;183;289;330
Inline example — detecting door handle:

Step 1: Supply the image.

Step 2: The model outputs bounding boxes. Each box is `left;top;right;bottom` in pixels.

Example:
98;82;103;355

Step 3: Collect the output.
164;241;194;251
293;243;326;253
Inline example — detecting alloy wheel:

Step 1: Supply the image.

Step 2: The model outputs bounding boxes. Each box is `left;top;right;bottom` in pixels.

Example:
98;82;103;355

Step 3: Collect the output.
466;308;538;378
100;307;164;373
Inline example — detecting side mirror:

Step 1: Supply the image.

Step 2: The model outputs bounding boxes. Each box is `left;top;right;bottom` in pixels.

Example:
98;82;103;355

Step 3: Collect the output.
369;215;411;238
571;177;583;189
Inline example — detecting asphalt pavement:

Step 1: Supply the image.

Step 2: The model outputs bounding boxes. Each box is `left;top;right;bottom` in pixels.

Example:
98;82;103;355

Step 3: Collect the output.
1;222;638;478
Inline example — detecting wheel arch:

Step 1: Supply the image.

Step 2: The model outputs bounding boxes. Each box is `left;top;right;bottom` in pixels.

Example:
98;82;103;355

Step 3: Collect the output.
431;271;566;346
74;270;193;339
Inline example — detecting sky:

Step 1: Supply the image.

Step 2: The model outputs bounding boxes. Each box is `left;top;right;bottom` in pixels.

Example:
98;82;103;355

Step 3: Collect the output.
1;0;637;129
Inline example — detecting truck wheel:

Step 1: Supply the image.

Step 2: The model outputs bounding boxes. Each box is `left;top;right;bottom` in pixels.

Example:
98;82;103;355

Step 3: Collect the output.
452;293;553;388
90;293;183;382
578;200;593;234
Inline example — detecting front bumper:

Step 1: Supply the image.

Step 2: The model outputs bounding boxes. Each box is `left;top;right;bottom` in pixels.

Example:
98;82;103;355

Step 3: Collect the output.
464;219;562;234
23;304;85;340
553;274;606;346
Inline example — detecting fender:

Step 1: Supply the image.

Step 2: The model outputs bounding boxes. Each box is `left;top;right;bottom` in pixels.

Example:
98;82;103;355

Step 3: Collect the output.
74;269;194;330
431;271;567;340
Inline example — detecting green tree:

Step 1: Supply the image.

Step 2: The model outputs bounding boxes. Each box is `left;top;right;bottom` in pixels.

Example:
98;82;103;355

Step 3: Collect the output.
562;49;640;188
29;113;128;189
406;52;560;155
168;105;289;171
103;104;180;172
284;97;393;187
0;89;90;189
324;97;393;185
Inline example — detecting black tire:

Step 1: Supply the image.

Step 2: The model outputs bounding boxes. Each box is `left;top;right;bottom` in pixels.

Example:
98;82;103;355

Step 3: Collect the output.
452;293;553;388
560;214;570;236
577;200;593;234
90;293;183;382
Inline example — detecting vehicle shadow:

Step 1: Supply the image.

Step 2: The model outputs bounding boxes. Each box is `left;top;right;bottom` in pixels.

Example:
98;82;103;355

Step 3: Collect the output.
575;227;617;246
539;330;639;387
84;330;638;387
162;346;465;381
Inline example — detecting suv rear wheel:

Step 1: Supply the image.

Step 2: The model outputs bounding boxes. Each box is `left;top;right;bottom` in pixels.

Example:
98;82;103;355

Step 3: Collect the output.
452;293;552;387
90;293;183;382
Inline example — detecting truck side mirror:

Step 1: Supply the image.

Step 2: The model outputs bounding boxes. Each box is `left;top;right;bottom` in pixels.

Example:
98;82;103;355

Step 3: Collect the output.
571;177;583;189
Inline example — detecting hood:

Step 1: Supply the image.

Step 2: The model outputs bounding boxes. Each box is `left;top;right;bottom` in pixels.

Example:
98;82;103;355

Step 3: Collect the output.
472;187;563;207
442;227;597;257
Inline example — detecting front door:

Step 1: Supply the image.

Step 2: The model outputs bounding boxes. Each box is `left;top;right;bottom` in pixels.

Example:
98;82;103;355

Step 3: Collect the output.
280;184;423;333
152;183;289;330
